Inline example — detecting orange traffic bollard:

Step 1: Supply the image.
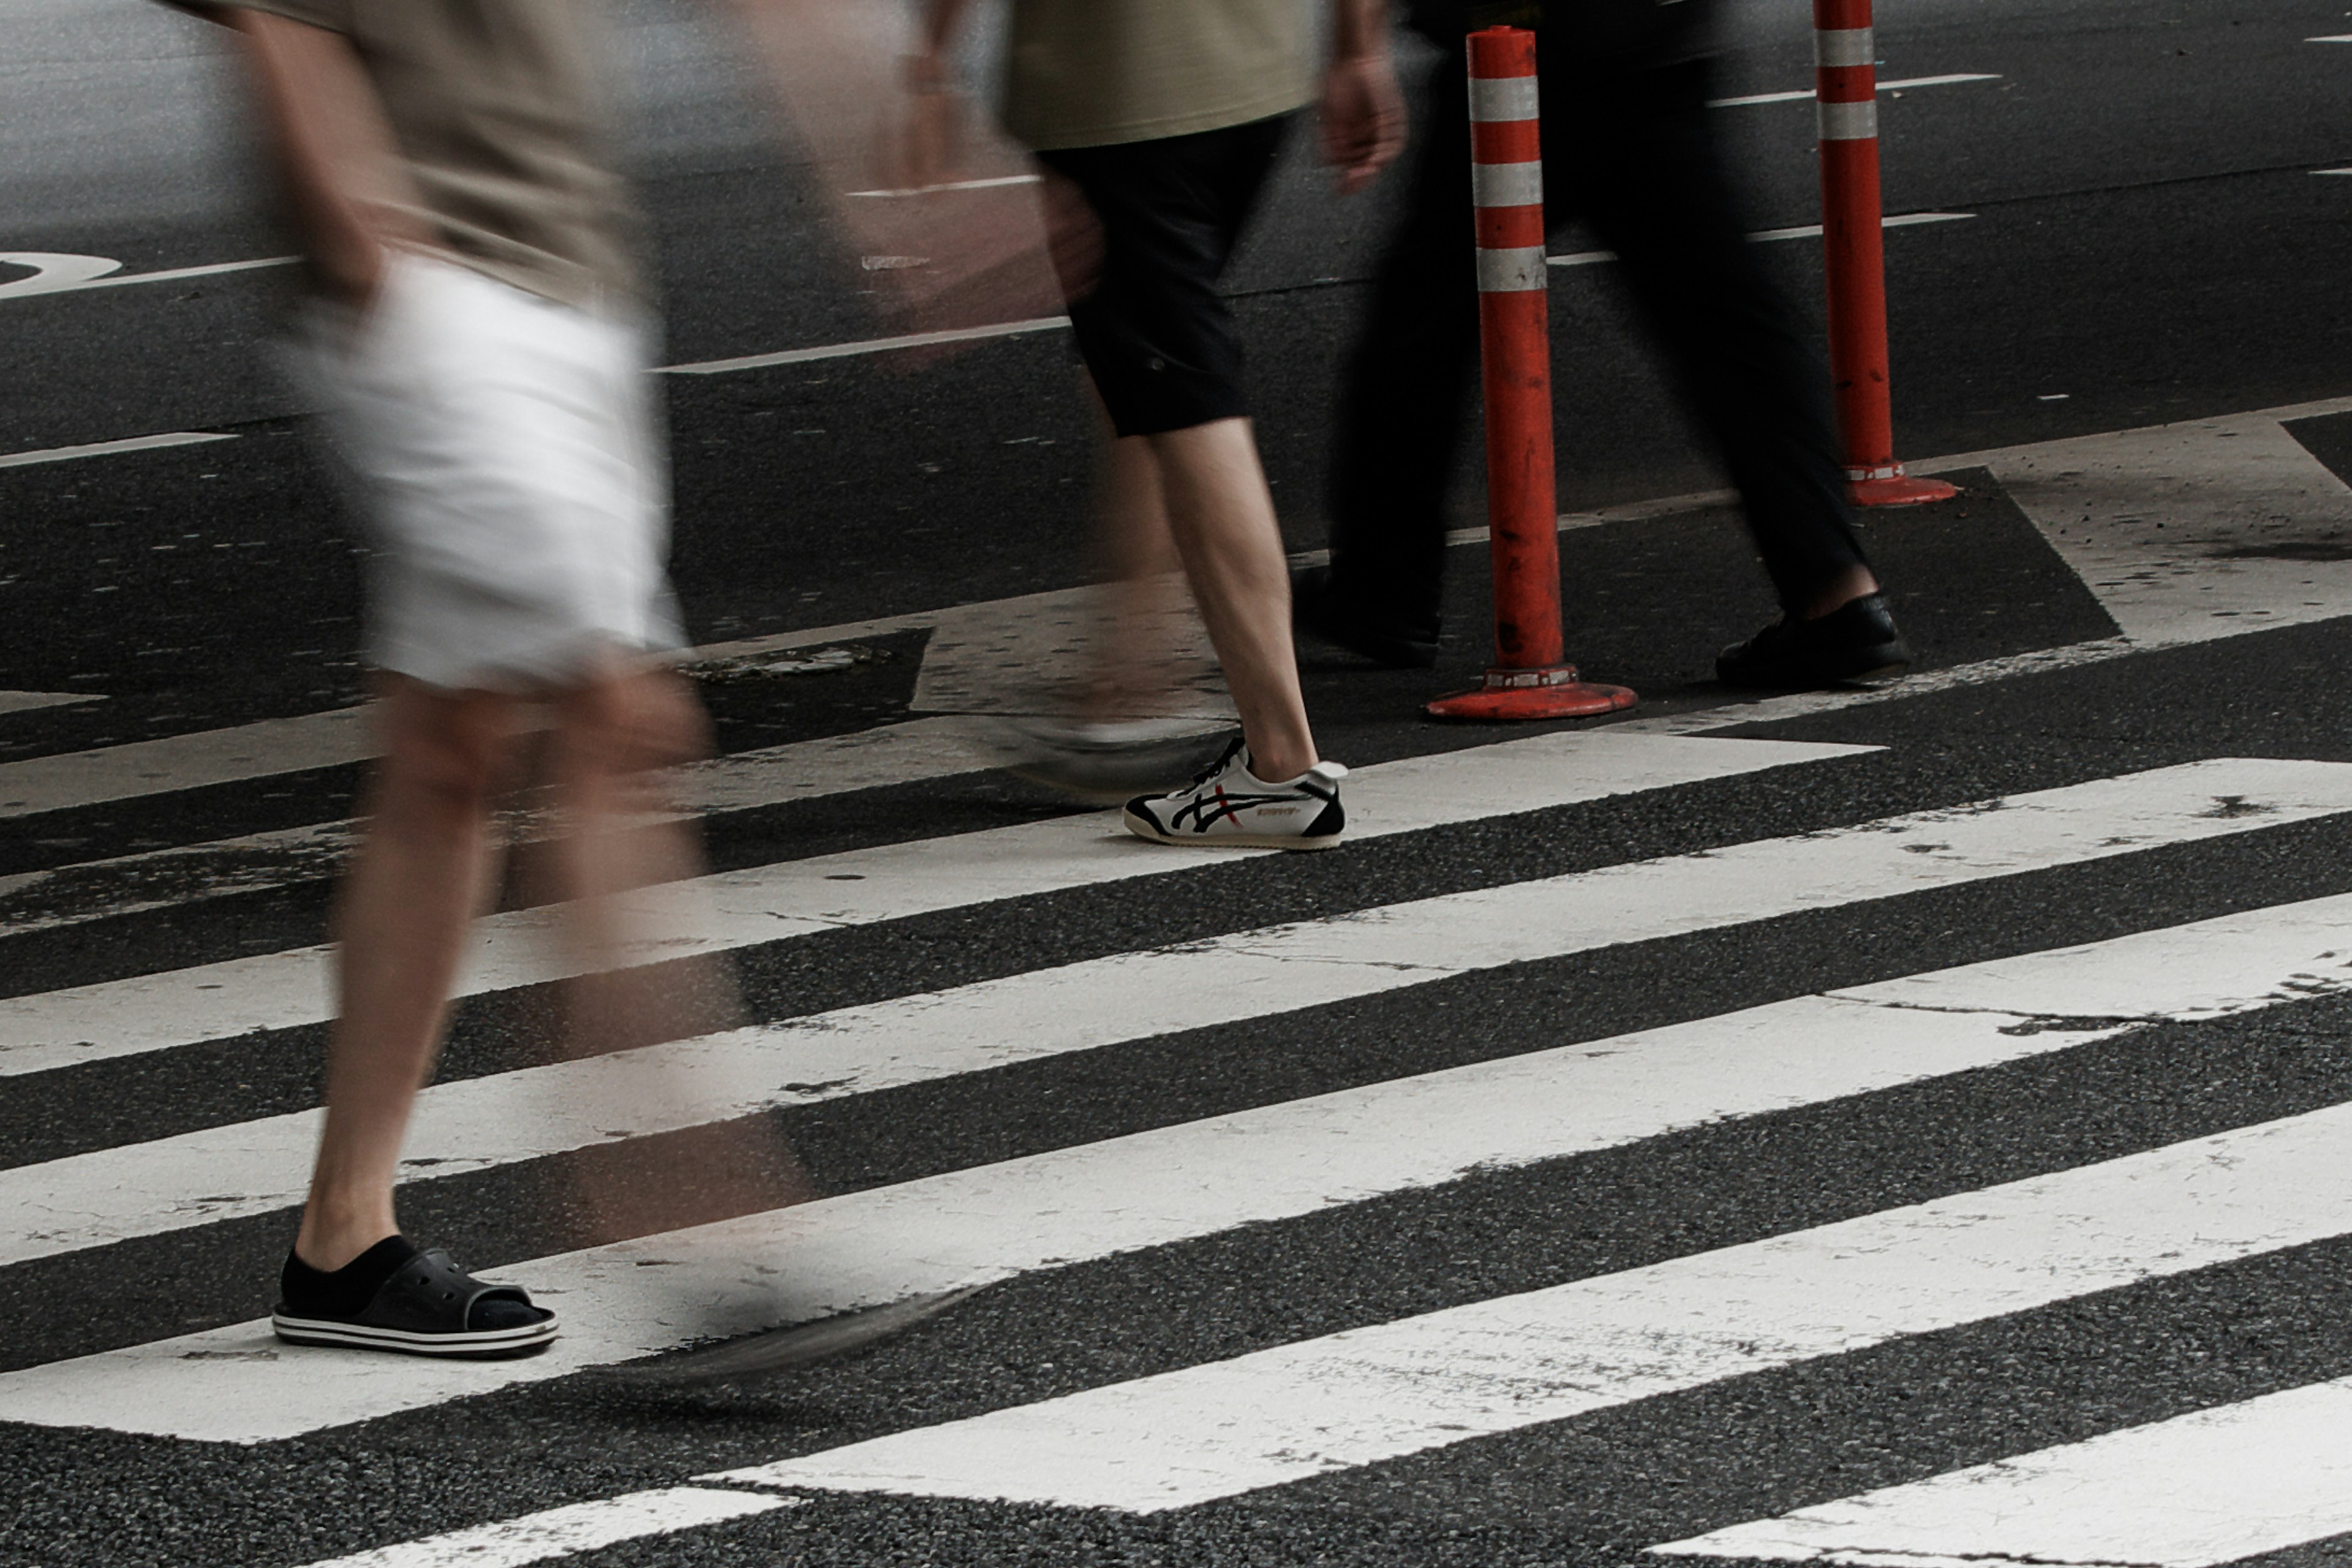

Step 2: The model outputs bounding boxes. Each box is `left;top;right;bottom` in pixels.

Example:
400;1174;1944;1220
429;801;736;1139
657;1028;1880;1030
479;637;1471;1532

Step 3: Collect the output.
1427;27;1637;723
1814;0;1956;507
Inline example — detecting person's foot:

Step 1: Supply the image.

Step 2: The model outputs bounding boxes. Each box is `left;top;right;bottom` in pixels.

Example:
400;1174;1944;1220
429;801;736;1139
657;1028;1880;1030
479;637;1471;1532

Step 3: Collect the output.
993;716;1235;805
1292;565;1441;669
1124;737;1347;850
272;1236;557;1358
1716;592;1913;690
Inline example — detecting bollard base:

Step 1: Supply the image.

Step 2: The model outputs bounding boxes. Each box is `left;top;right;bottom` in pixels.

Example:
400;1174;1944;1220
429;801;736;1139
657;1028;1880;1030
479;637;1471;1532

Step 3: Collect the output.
1427;665;1638;722
1849;470;1959;508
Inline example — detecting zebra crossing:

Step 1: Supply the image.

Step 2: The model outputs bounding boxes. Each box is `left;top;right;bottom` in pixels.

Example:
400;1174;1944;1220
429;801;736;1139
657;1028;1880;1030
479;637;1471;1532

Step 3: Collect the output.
7;586;2352;1564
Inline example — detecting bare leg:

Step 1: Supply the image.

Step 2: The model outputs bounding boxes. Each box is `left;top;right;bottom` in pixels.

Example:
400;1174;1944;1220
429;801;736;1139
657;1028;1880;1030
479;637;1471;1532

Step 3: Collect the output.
1082;434;1193;725
295;677;518;1271
1144;417;1319;781
537;663;816;1234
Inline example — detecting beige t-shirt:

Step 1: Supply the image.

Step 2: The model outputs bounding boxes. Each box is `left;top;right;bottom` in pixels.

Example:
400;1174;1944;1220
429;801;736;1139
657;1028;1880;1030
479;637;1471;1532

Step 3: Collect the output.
1004;0;1316;152
183;0;646;311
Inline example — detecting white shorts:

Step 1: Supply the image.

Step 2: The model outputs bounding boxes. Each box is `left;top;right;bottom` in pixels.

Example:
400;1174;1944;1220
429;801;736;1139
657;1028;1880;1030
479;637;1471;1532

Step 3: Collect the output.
298;252;683;692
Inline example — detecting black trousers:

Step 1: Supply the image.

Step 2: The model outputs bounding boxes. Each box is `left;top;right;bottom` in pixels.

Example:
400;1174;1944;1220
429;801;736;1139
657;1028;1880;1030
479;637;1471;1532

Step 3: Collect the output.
1327;44;1872;628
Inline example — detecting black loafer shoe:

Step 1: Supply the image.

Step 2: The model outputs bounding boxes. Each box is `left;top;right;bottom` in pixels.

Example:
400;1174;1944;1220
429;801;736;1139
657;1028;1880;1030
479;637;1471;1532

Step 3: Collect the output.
1717;592;1914;690
1292;565;1441;669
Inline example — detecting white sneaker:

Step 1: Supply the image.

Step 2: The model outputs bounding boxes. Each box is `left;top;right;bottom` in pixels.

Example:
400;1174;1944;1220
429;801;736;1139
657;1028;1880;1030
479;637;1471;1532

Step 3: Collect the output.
1123;739;1347;850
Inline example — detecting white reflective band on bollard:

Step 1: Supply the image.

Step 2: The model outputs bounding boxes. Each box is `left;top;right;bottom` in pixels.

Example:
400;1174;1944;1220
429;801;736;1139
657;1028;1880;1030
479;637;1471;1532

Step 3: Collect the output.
1472;161;1544;209
1814;26;1875;68
1817;98;1879;140
1476;246;1551;293
1469;75;1540;123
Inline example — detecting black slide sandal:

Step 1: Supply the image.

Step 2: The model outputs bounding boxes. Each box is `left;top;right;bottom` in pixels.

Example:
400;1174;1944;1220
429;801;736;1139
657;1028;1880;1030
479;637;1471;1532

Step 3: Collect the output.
273;1246;558;1359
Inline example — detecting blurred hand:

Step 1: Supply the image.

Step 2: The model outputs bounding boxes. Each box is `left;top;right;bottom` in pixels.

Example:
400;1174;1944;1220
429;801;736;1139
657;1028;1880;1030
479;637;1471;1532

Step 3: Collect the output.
1319;51;1406;195
315;229;392;314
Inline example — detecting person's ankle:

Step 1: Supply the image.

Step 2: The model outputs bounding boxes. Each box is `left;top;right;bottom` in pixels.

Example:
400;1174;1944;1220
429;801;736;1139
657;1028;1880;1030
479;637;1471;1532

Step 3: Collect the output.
1246;744;1317;783
295;1204;400;1273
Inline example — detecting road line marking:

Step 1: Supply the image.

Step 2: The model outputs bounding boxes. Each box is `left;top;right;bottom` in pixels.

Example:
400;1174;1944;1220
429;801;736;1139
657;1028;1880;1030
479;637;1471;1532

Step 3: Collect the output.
12;873;2348;1443
0;714;1017;939
0;705;374;821
0;253;295;303
844;174;1042;198
1708;72;2002;108
298;1488;794;1568
0;731;1864;1073
1747;211;1976;243
2316;167;2352;175
0;430;236;470
661;316;1069;375
2;760;2341;1268
1552;211;1972;265
0;692;98;717
2307;34;2352;42
713;1102;2352;1512
1649;1376;2352;1568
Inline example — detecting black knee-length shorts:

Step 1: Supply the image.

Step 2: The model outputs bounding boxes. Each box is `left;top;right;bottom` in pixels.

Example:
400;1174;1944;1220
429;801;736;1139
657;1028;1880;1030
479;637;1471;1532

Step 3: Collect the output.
1035;113;1292;439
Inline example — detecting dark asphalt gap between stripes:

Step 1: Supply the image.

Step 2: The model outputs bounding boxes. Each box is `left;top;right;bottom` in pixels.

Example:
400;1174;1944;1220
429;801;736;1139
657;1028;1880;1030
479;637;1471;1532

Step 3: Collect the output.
7;812;2352;1370
4;990;2348;1562
2285;409;2352;492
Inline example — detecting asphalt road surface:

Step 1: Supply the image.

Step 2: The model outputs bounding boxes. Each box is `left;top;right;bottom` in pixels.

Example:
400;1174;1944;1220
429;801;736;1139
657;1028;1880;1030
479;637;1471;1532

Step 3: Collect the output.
4;1;2352;1565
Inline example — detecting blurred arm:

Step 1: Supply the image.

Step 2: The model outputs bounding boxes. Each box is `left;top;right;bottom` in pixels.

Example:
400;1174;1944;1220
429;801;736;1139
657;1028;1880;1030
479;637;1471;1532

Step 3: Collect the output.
225;8;429;307
1323;0;1406;193
911;0;976;88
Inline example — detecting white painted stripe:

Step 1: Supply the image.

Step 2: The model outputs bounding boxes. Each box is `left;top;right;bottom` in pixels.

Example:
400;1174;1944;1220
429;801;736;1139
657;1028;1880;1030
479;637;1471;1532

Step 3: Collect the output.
1477;244;1550;292
1812;26;1874;69
299;1488;793;1568
1649;1378;2352;1568
1472;159;1544;209
51;256;298;295
4;763;2345;1272
2307;34;2352;42
1553;211;1972;266
0;251;119;298
1748;211;1976;243
660;316;1068;375
0;731;1863;1072
0;430;236;470
1709;74;1999;108
0;692;96;717
0;252;297;303
12;876;2334;1444
1817;97;1880;140
0;705;374;820
0;714;1005;940
717;1104;2352;1512
2317;167;2352;176
1469;74;1539;123
843;174;1042;198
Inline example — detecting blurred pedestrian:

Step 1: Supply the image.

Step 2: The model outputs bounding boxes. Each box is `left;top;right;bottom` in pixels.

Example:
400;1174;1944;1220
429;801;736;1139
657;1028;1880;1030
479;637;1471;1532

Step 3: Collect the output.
177;0;722;1355
1296;0;1913;689
909;0;1406;846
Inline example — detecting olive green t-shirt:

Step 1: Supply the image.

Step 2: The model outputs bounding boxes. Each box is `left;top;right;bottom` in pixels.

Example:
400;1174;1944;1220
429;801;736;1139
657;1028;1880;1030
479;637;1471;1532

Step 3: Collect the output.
1003;0;1316;152
180;0;646;311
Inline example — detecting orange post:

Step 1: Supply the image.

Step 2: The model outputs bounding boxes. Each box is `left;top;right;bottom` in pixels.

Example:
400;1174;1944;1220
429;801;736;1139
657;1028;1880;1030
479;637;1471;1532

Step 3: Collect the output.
1814;0;1956;506
1427;28;1637;722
